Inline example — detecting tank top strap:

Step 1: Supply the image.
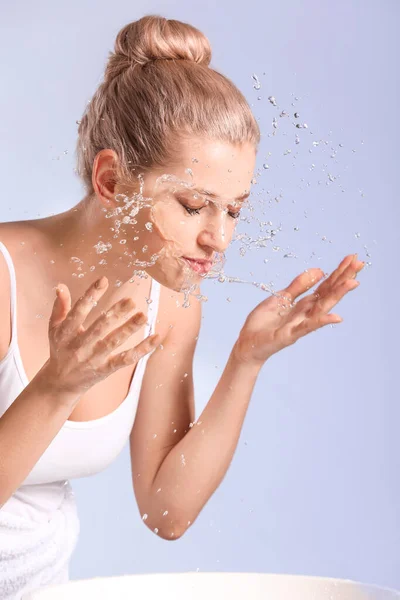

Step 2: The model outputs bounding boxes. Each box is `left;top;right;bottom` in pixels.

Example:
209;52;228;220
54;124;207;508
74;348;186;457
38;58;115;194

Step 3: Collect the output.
0;241;18;348
147;276;161;336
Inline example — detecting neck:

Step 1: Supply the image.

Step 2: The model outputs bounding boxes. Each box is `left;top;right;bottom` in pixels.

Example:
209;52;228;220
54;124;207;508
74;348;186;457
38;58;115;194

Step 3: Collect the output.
33;197;148;298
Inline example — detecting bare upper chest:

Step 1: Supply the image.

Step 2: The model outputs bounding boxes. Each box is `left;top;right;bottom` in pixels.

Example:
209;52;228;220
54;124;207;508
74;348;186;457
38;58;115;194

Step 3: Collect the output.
1;230;165;422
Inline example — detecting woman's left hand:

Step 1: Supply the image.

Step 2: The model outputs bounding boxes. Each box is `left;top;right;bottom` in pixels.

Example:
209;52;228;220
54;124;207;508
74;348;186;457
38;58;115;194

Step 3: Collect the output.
233;254;365;367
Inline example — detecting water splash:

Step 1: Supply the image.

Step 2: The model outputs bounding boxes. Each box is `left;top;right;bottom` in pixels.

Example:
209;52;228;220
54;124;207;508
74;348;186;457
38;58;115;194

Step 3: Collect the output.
252;73;261;90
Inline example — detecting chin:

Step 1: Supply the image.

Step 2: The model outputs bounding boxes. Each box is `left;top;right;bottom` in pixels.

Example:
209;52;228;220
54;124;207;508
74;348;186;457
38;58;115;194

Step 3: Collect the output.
145;259;200;293
171;271;201;294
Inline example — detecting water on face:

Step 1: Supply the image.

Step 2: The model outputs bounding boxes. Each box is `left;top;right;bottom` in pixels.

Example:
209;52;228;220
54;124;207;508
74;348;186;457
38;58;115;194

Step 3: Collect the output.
90;86;369;318
68;81;371;345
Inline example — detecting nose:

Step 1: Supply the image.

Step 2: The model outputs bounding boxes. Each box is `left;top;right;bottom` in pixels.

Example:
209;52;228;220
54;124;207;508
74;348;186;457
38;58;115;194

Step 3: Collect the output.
197;213;231;254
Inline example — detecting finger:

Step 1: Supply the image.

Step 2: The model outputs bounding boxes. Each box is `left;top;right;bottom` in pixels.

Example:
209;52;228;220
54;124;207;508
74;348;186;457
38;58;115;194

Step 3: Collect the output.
59;277;109;338
292;311;343;338
280;268;325;303
311;278;360;316
49;284;72;330
81;297;138;350
336;255;364;285
92;312;148;361
312;254;364;303
107;333;160;373
290;282;357;341
315;254;354;297
290;276;359;329
292;254;361;306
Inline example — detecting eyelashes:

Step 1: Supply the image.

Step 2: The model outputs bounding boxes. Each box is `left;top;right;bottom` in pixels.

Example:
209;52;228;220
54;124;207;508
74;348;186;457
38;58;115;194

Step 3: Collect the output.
183;205;241;220
183;206;201;216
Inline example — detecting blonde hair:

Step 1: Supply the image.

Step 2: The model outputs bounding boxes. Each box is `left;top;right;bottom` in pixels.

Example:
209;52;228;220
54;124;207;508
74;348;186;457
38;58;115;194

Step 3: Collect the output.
76;15;260;197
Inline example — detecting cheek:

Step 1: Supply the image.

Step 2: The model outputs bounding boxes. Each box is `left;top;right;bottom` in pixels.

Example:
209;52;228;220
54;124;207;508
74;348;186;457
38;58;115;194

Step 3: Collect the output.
151;203;200;243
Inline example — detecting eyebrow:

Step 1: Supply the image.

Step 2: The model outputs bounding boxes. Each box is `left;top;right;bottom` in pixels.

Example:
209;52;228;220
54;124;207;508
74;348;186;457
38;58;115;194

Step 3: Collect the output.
193;187;250;201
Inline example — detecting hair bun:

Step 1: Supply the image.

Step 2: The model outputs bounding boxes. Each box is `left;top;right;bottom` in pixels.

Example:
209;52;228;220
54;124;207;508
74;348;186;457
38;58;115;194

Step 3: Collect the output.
106;15;212;80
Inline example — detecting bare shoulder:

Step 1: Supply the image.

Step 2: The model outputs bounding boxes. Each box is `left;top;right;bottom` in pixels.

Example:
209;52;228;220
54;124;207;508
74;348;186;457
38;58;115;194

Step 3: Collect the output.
0;220;41;264
155;283;203;343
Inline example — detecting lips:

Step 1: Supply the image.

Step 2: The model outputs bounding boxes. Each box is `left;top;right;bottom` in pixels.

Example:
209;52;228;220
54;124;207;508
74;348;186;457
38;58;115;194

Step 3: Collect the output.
182;257;213;275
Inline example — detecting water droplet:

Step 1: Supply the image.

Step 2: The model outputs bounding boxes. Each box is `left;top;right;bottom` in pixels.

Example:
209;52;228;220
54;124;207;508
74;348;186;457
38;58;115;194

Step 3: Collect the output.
94;241;112;254
263;163;269;169
252;73;261;90
268;96;277;106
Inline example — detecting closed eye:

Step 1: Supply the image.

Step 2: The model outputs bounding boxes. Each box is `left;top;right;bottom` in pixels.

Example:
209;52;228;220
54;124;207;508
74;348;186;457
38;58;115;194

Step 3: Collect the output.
183;205;240;219
183;206;202;216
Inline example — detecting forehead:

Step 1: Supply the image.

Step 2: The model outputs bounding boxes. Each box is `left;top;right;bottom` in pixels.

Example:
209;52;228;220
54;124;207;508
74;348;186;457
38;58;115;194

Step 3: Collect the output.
170;137;256;200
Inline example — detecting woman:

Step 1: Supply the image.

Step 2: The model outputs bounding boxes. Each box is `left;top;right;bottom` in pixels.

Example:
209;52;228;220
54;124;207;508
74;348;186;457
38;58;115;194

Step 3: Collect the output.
0;14;364;599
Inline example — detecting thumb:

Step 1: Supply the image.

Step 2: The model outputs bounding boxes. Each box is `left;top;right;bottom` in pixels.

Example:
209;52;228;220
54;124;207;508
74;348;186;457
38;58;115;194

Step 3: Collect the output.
49;284;71;329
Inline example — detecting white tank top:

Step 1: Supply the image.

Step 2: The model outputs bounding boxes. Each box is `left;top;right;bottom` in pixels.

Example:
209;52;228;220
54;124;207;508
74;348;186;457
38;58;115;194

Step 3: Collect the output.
0;240;161;522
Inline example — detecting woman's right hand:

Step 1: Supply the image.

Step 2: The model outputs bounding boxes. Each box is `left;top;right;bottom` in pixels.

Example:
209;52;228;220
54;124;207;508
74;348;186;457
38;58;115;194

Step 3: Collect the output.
42;276;160;396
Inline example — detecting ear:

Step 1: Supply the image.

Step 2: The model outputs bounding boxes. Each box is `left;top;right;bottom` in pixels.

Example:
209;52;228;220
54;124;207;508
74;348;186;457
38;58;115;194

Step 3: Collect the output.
92;149;119;207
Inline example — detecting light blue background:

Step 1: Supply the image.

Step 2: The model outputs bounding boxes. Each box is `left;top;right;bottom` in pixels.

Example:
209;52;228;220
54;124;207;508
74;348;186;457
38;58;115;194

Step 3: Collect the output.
1;0;399;591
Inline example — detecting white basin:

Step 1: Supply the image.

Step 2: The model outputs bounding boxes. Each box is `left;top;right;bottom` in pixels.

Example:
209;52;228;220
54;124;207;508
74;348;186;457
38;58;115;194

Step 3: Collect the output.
21;572;400;599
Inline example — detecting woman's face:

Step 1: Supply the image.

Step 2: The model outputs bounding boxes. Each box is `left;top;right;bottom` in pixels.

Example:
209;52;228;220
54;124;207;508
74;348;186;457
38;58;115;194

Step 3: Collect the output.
112;137;257;292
